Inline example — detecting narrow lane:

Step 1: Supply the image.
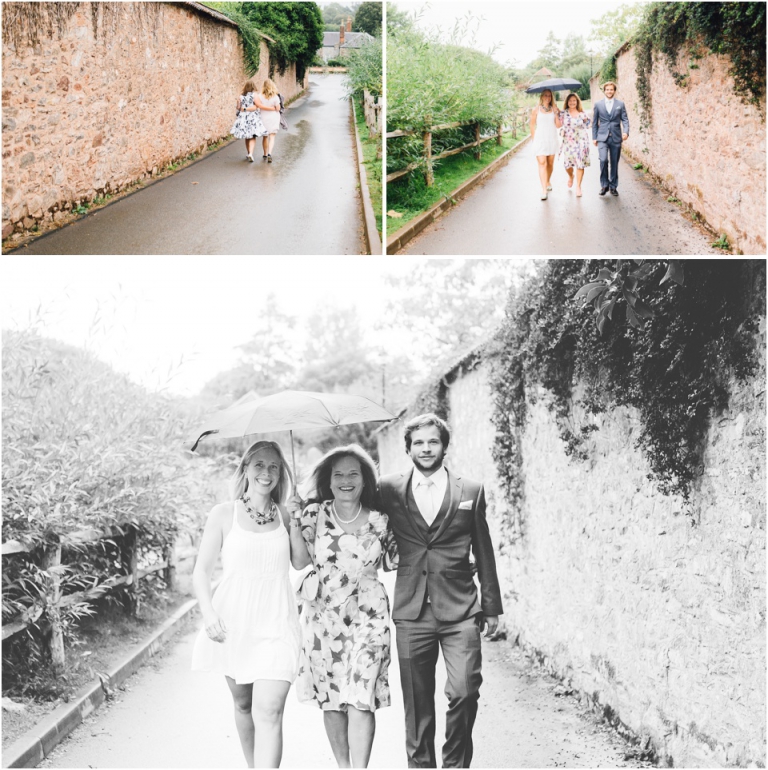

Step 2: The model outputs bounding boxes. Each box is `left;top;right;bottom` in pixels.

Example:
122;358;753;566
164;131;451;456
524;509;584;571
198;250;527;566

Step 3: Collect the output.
13;75;364;256
401;140;720;255
39;573;646;768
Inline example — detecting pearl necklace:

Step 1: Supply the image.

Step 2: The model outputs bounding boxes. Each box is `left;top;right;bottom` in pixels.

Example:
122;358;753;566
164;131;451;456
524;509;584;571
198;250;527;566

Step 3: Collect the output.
241;495;277;525
332;501;362;525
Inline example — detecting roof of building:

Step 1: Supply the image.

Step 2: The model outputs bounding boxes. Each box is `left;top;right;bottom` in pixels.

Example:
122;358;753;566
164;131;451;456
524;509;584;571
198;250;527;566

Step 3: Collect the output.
322;31;375;48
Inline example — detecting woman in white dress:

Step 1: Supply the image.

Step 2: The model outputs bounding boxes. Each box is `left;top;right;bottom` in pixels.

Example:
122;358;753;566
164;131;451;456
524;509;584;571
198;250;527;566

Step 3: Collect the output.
259;78;282;163
192;440;307;768
529;89;562;200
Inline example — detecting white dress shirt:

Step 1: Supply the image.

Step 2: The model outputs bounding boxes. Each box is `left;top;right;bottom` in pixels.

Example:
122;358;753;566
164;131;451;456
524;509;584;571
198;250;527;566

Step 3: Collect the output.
412;465;448;527
604;97;614;115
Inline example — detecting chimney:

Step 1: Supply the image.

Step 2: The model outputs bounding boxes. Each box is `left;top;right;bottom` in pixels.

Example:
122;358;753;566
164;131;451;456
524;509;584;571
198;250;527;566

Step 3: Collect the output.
339;21;345;46
347;16;352;32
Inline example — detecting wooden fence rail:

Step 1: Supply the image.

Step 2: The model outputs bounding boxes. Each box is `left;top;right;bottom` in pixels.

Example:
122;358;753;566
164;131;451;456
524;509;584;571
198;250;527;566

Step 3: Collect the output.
1;528;197;667
362;88;381;139
386;109;532;186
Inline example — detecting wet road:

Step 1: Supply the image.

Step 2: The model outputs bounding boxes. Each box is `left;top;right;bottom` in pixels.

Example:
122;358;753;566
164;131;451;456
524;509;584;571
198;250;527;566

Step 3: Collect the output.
14;75;364;255
401;140;719;255
39;573;645;768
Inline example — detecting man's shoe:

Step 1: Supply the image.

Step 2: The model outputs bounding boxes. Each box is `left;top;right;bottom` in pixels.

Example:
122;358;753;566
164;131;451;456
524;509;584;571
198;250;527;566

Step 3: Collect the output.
610;188;619;196
599;187;608;196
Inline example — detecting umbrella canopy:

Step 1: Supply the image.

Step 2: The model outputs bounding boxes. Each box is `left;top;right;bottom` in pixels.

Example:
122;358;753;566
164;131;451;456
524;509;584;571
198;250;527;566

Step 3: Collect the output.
525;77;583;94
190;390;397;474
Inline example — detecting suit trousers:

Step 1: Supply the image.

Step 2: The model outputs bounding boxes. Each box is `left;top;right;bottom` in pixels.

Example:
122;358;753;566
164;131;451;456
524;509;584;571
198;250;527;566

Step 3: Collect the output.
395;603;483;768
598;138;622;190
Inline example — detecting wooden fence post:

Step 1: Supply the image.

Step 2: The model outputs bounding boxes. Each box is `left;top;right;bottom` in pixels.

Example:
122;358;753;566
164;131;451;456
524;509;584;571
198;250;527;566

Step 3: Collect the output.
474;123;481;160
122;527;139;616
497;123;503;146
42;543;65;671
423;119;434;187
163;541;176;591
512;112;518;140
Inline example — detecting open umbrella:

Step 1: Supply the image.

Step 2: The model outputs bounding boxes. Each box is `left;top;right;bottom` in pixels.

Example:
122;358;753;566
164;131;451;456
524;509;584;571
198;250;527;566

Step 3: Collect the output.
525;77;583;94
190;389;397;476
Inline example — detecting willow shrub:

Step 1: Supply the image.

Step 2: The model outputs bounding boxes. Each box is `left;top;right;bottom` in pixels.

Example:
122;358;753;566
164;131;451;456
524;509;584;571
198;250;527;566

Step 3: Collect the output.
2;330;222;676
345;36;382;99
387;25;514;186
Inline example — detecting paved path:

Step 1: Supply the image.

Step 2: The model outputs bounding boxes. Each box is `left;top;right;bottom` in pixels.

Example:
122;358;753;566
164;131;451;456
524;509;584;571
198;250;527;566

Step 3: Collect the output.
14;75;364;255
401;140;720;255
38;573;647;768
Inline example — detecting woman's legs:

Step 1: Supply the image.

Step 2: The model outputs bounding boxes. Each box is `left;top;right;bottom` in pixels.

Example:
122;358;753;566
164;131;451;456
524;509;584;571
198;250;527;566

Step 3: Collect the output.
566;166;574;187
536;156;548;193
546;155;555;187
575;167;585;196
347;707;375;768
262;135;269;157
247;137;258;158
324;710;351;768
251;679;291;768
267;132;276;155
226;678;255;768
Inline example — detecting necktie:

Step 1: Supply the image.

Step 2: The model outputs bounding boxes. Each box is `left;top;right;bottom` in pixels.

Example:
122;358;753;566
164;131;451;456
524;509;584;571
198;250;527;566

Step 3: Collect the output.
420;478;434;523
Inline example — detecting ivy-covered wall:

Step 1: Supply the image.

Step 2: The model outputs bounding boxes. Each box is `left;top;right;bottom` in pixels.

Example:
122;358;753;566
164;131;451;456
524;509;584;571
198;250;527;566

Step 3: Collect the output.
376;260;766;767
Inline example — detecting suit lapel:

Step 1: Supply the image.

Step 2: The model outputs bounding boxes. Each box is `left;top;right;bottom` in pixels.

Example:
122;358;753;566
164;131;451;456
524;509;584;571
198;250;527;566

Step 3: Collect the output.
430;469;463;544
395;469;429;544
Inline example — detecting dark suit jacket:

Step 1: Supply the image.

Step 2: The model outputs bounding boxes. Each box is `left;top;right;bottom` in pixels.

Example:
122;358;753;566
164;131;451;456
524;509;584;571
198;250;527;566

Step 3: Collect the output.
592;98;629;143
378;467;504;622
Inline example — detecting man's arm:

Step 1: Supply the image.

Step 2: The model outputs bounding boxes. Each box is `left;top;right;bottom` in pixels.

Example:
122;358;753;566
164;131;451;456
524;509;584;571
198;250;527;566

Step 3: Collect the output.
620;101;629;140
592;103;599;144
470;485;503;631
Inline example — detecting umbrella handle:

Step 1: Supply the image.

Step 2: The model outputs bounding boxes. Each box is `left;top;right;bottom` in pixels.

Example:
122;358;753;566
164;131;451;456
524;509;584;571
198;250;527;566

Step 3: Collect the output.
289;430;297;493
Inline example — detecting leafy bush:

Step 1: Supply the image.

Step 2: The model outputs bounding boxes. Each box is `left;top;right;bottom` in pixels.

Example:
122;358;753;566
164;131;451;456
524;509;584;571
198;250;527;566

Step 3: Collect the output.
206;2;324;82
344;37;382;98
489;260;763;542
2;330;222;675
387;22;515;178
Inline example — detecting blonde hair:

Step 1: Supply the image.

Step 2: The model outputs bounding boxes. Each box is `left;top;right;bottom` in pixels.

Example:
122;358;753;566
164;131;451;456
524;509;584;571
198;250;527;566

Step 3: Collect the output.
602;81;617;92
261;78;278;100
231;440;293;504
564;92;583;111
538;89;557;110
241;80;258;96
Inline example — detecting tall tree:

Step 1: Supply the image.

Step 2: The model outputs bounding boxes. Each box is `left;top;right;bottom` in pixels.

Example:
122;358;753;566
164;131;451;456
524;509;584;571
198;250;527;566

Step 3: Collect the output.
560;33;590;71
353;1;382;35
589;4;645;56
386;1;411;33
535;30;561;70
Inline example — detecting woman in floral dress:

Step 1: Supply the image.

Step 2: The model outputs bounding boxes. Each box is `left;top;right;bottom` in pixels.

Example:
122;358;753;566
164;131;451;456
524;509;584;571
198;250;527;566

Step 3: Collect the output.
231;79;281;162
287;445;398;769
559;92;592;197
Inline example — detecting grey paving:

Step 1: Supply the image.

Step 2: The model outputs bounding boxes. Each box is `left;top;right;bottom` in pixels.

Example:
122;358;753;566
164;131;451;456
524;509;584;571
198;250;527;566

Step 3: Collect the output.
13;75;364;256
401;140;720;255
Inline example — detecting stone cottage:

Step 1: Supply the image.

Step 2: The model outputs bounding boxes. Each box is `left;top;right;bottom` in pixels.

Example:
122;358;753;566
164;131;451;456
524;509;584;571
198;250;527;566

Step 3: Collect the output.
319;16;373;61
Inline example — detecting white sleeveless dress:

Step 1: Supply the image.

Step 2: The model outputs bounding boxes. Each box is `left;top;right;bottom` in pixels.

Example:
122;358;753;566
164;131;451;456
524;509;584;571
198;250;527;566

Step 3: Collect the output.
191;503;301;684
531;108;559;156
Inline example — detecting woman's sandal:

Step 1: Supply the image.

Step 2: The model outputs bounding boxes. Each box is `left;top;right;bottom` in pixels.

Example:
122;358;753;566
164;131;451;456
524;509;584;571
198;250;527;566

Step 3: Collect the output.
567;177;574;188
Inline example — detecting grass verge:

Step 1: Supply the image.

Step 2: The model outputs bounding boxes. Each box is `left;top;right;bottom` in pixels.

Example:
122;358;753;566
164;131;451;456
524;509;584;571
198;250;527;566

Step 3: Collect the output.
354;96;382;238
386;128;530;235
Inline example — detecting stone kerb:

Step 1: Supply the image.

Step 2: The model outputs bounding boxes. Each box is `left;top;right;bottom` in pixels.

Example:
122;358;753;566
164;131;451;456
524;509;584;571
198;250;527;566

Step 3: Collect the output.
614;44;766;254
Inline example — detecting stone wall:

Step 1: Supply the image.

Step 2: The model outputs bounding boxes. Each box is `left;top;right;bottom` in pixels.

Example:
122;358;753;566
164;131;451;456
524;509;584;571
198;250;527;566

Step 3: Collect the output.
376;335;766;767
1;2;306;237
590;44;766;255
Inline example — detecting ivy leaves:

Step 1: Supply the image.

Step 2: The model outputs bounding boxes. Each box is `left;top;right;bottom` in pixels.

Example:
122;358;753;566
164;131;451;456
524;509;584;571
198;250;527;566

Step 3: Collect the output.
574;259;685;334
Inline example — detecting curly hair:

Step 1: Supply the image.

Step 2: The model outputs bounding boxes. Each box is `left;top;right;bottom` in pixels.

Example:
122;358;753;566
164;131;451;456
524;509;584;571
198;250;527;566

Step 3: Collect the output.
302;444;378;509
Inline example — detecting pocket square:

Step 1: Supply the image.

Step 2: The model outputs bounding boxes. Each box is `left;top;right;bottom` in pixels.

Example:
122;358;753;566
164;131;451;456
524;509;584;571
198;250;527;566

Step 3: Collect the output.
458;500;473;510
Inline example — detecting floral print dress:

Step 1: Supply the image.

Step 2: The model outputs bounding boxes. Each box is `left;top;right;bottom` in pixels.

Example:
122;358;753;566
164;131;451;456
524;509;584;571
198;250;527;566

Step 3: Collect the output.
231;92;268;139
559;110;592;169
296;501;398;712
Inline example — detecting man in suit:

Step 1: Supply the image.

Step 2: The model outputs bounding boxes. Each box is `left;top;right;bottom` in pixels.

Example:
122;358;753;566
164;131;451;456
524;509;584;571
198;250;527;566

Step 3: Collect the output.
378;413;503;768
592;80;630;196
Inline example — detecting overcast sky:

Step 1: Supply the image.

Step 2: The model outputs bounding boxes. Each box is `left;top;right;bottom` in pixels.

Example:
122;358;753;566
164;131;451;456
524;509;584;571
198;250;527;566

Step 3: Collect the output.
2;257;532;398
391;1;639;68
